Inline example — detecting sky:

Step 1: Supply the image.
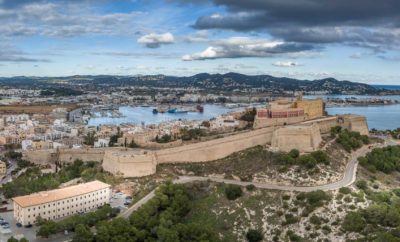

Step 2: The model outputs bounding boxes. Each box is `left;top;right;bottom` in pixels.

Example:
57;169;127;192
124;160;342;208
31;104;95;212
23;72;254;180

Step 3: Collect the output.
0;0;399;84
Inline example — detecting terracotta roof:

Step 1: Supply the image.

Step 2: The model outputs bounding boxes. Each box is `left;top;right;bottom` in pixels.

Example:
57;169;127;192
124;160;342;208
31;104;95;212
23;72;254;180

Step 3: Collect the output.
12;180;110;208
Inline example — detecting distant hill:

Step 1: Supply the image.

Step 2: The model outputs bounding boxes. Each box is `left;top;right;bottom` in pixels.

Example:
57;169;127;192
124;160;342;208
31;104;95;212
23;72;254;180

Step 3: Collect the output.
0;72;382;95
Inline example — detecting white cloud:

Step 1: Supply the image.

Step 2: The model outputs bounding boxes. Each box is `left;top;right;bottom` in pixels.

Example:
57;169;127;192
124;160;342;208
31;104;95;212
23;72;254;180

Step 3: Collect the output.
184;30;209;43
0;2;143;37
272;61;303;67
138;32;175;48
182;37;312;61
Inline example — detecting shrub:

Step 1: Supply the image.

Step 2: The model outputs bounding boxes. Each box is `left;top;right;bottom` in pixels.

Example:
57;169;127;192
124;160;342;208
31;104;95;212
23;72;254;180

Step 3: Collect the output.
339;187;351;194
356;180;368;190
311;151;329;164
342;212;366;232
246;229;264;242
289;149;300;159
225;184;243;200
246;184;256;191
298;155;317;169
282;214;299;225
310;215;322;225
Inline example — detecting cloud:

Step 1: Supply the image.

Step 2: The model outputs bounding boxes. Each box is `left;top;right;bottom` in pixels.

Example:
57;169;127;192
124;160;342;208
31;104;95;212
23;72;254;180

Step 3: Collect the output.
190;0;400;51
182;37;314;61
184;30;209;43
272;61;302;67
0;2;143;37
138;32;175;48
0;47;51;62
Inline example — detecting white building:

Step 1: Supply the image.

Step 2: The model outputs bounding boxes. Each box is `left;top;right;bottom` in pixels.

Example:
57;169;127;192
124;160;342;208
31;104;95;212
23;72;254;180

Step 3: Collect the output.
12;180;111;226
94;138;109;148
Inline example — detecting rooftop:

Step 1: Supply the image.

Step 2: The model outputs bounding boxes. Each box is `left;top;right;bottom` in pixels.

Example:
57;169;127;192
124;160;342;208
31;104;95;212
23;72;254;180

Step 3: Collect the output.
12;180;110;208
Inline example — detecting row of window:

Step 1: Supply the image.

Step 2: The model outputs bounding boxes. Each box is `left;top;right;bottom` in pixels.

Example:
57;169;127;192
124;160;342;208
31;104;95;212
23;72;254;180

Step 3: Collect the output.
25;202;107;225
26;191;109;212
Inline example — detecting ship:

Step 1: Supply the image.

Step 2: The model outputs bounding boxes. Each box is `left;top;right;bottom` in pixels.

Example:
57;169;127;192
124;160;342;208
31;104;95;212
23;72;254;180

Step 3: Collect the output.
167;108;177;113
196;105;204;113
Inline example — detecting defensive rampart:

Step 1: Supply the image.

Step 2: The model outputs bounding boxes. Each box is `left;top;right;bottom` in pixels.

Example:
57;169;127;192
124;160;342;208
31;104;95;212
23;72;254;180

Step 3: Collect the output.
23;114;369;178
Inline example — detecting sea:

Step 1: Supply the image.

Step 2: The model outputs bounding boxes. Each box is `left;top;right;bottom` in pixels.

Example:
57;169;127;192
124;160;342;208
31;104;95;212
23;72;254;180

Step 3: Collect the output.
88;104;243;126
372;85;400;90
88;95;400;131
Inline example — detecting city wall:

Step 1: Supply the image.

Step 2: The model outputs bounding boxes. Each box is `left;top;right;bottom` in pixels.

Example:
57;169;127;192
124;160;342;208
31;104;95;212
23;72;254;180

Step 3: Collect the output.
23;114;369;178
155;126;276;164
271;123;322;153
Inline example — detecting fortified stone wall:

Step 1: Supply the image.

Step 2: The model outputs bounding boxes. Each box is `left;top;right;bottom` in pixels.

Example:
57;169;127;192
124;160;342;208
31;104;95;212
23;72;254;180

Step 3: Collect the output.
341;115;369;136
22;114;369;178
23;149;56;165
102;149;156;177
253;115;306;129
58;148;105;163
155;126;275;164
271;123;322;153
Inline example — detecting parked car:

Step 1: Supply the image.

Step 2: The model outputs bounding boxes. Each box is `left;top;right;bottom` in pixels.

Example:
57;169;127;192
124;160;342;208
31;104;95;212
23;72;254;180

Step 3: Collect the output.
2;224;10;229
16;223;22;228
24;224;33;228
0;222;9;226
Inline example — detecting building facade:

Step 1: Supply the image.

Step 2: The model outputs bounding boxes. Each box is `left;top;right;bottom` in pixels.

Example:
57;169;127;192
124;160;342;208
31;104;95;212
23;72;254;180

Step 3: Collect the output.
12;180;111;226
0;160;6;176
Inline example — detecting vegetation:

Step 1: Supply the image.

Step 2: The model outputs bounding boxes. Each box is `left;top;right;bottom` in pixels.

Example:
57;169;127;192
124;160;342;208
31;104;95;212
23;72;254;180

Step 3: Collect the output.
109;127;123;146
239;108;257;123
39;182;218;241
155;134;172;143
37;205;117;238
358;146;400;173
332;127;369;152
296;190;331;215
7;237;28;242
224;184;243;200
4;150;22;160
84;131;96;146
246;229;263;242
275;149;329;169
2;160;121;198
341;189;400;240
181;128;206;141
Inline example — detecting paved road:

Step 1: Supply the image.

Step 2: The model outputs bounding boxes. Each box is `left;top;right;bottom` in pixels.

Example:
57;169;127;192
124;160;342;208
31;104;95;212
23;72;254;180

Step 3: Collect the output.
120;139;396;217
118;190;156;219
176;145;376;192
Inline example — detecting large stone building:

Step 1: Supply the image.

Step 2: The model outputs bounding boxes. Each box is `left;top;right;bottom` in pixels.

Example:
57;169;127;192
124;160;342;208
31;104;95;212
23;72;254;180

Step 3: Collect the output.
254;98;324;128
12;180;111;226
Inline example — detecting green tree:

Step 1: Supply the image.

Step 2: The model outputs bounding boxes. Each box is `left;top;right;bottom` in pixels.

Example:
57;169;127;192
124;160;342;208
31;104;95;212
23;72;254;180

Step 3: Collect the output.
73;224;94;242
342;211;366;232
289;149;300;159
225;184;243;200
246;229;264;242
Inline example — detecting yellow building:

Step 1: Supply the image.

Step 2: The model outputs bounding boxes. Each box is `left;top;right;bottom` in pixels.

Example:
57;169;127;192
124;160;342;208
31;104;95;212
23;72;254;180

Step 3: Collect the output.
293;98;324;120
0;160;6;176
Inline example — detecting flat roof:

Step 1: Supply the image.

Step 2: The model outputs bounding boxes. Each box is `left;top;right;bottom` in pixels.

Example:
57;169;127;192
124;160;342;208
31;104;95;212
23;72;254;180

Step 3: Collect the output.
12;180;110;208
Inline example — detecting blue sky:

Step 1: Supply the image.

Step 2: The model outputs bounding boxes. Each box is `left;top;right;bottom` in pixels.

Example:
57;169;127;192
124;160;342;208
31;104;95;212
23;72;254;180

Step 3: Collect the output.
0;0;399;84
